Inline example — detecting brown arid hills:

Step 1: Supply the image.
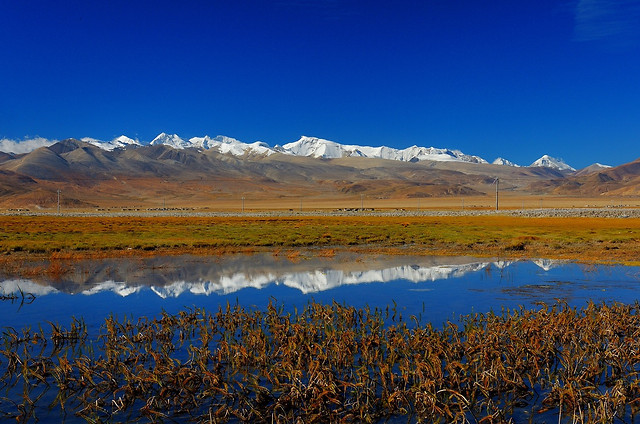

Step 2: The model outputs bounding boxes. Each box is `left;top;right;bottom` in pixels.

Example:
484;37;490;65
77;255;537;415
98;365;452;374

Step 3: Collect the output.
530;158;640;197
0;139;639;211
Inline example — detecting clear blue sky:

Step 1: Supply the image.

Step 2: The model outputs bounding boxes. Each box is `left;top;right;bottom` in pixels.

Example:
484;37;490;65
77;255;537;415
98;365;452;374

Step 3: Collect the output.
1;0;639;168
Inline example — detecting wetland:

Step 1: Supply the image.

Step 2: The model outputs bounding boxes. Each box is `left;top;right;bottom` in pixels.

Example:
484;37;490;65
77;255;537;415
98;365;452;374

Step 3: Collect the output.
2;214;640;422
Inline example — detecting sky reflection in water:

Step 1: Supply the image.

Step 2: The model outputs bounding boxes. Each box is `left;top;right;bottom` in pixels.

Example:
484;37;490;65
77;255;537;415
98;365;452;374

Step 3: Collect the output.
1;254;640;333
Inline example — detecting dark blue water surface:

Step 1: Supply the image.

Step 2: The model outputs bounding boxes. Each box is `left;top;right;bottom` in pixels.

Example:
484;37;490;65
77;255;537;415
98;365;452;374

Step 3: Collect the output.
2;255;639;333
2;255;640;423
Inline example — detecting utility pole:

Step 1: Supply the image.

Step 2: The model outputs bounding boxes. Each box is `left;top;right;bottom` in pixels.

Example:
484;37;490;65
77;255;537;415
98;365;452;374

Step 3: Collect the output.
242;196;245;213
495;178;499;211
360;194;364;210
57;189;61;215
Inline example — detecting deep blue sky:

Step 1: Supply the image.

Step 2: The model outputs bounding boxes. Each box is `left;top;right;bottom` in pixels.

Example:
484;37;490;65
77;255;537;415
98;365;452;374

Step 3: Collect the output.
1;0;639;167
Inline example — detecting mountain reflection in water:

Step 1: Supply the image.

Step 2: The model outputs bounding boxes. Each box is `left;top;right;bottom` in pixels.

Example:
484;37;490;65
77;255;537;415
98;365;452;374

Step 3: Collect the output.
0;254;559;299
2;254;640;338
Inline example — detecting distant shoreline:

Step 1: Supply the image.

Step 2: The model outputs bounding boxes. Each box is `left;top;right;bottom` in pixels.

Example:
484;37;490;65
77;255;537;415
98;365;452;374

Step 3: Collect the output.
2;213;640;281
2;207;640;219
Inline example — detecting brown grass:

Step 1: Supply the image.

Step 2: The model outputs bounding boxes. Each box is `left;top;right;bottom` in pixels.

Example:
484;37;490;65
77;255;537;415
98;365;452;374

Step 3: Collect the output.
4;301;640;422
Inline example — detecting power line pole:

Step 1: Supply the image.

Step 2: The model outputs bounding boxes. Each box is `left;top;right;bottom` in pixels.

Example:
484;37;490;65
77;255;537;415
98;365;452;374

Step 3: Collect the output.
495;178;499;211
57;189;61;215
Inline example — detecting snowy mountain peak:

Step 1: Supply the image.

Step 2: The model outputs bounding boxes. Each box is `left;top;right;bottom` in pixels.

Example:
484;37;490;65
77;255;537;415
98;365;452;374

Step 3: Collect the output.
189;135;275;156
113;135;140;146
187;135;215;150
150;133;188;149
281;136;488;164
530;155;575;171
492;157;520;167
81;135;141;151
282;136;344;158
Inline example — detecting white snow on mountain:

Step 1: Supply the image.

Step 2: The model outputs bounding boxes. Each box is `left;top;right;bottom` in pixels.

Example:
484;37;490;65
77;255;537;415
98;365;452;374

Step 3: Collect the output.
0;133;579;170
144;134;488;164
189;135;275;156
187;135;222;150
492;157;520;167
279;136;488;164
81;135;141;151
150;133;190;149
530;155;576;171
0;137;55;154
113;135;141;147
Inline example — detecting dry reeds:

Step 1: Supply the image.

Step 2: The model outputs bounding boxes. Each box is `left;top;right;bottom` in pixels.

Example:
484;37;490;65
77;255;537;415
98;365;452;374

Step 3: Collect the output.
2;301;640;422
0;286;35;307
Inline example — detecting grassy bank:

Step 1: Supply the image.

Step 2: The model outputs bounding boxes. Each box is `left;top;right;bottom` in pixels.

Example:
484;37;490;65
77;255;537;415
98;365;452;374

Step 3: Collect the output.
1;215;640;266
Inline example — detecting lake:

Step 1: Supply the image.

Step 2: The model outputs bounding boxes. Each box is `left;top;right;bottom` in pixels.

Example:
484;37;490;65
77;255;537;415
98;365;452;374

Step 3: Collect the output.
2;253;640;423
2;253;639;333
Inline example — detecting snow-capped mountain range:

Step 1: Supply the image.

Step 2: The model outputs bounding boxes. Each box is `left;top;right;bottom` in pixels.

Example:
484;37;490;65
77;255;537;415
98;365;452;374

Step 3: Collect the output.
0;133;578;171
150;133;274;156
278;136;488;164
0;259;561;299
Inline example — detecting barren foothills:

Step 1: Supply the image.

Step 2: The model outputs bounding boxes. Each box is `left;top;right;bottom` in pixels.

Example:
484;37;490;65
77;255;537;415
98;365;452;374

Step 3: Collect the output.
1;213;640;279
2;139;640;212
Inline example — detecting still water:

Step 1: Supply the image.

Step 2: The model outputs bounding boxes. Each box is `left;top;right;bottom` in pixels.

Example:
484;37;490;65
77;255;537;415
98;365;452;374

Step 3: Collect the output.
2;254;640;423
2;253;639;333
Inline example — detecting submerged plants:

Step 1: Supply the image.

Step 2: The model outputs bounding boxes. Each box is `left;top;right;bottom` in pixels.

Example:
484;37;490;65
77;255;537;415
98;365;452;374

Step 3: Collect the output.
2;301;640;422
0;285;35;307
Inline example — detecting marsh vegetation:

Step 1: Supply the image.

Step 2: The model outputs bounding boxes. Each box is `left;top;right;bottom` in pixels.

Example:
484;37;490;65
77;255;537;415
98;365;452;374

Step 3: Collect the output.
4;301;640;422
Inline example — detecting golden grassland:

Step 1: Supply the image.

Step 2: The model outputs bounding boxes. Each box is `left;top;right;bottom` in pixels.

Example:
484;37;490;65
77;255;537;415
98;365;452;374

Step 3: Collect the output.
1;215;640;274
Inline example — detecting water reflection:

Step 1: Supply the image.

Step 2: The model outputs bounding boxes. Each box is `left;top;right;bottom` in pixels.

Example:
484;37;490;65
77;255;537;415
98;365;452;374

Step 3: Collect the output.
1;254;639;332
0;254;559;298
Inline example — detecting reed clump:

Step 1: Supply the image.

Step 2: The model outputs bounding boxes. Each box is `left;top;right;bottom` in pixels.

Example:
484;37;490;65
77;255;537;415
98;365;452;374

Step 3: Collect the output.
2;301;640;422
